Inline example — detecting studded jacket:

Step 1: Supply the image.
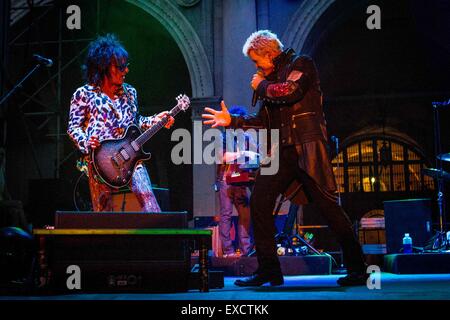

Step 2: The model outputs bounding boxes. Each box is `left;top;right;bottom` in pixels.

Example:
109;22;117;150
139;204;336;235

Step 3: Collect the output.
230;48;328;145
230;48;337;193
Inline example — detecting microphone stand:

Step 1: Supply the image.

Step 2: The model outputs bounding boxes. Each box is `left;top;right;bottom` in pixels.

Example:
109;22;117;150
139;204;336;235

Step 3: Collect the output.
432;101;447;250
334;137;342;206
121;191;127;212
0;63;46;179
0;63;42;107
333;136;345;271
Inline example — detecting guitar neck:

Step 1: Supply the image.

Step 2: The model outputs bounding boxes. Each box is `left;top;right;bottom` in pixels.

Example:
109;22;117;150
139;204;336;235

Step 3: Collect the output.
135;104;183;146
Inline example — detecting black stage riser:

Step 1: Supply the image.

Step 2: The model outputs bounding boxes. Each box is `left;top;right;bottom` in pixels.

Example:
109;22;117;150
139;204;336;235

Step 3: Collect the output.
45;236;191;293
38;211;202;293
384;253;450;274
52;261;190;293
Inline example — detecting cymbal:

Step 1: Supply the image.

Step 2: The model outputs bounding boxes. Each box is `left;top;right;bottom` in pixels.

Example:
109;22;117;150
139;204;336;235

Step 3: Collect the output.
422;168;450;181
437;153;450;162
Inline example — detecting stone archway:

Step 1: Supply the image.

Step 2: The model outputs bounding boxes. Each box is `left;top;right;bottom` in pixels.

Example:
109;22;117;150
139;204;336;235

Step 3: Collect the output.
126;0;213;98
282;0;336;53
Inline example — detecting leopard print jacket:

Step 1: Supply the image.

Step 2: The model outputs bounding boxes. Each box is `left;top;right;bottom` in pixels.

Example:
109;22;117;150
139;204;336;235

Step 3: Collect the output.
67;83;158;154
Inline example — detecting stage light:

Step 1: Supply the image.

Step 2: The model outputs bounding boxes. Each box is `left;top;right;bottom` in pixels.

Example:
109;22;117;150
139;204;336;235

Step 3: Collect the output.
0;227;34;286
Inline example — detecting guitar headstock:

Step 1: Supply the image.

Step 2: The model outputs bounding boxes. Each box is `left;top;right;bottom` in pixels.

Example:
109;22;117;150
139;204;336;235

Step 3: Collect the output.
176;94;191;111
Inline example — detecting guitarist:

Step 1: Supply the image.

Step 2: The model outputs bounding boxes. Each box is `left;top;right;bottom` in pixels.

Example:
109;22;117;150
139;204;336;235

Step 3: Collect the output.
67;34;174;212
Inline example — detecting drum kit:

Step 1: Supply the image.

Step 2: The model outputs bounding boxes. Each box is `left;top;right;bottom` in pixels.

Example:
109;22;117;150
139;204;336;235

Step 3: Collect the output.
421;152;450;251
420;100;450;251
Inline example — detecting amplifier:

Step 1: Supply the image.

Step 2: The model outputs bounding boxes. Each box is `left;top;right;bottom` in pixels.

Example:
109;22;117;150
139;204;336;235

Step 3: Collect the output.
55;211;188;229
34;228;212;293
49;234;191;293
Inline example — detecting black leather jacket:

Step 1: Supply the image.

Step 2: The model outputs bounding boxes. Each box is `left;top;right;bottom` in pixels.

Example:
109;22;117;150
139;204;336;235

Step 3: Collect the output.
230;48;336;193
230;48;328;146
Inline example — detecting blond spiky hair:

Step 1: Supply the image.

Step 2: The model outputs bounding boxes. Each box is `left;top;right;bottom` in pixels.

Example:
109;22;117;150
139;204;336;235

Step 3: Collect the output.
242;30;284;57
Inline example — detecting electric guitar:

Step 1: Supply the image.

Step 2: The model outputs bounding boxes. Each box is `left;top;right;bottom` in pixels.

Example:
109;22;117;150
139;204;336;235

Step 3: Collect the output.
91;94;190;188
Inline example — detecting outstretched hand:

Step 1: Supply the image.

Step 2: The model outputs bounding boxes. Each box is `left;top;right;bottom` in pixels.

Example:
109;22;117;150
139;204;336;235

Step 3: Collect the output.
202;100;231;128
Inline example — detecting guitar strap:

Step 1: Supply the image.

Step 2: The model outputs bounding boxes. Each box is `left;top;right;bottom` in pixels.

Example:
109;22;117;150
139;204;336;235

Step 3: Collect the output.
121;83;140;127
122;83;132;100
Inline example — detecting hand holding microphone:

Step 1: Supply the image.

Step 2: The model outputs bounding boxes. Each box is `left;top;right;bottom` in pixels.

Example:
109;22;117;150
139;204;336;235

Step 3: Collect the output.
251;69;265;90
251;69;264;106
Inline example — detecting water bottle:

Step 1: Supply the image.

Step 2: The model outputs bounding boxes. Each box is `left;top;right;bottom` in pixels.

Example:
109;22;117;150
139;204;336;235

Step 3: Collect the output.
402;233;413;254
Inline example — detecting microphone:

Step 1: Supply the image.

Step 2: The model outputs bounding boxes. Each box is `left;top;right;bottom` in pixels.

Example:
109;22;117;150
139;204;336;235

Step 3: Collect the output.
251;69;264;107
252;91;258;107
33;54;53;67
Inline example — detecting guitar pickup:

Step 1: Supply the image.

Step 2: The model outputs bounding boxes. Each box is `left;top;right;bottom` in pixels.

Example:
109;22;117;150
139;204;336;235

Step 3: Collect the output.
111;156;119;167
119;149;130;161
131;141;140;152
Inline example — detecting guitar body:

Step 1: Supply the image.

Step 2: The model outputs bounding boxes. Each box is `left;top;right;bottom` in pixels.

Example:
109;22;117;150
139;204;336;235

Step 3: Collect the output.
90;94;190;188
91;125;150;188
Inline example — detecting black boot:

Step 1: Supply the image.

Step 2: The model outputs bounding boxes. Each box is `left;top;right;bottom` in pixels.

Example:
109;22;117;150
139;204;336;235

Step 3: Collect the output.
234;271;284;287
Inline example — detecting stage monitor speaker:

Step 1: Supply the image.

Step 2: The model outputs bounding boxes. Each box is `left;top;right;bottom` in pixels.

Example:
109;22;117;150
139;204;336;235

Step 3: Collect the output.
384;198;432;254
55;211;188;229
49;234;191;293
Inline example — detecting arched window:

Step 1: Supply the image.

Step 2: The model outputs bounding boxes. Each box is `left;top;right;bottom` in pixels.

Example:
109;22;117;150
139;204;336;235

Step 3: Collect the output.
332;137;435;193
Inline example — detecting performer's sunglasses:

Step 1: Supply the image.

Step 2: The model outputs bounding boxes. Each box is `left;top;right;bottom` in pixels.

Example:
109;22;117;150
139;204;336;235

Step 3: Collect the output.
114;62;129;72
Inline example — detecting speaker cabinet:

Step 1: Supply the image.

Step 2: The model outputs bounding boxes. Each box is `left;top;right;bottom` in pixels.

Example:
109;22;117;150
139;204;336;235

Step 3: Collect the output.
384;198;432;253
48;234;191;293
42;211;194;292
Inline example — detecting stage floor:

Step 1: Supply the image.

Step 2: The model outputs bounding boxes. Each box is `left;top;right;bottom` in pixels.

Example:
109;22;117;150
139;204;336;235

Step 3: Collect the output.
2;273;450;300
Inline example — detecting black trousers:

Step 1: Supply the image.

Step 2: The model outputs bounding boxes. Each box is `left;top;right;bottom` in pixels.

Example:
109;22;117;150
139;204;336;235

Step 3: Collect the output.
250;146;366;274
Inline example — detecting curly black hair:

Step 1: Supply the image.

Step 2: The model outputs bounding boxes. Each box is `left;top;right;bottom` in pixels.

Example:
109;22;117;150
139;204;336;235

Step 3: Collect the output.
83;34;128;86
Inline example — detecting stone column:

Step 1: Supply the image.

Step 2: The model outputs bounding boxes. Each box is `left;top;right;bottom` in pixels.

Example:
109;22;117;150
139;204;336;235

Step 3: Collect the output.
190;96;222;219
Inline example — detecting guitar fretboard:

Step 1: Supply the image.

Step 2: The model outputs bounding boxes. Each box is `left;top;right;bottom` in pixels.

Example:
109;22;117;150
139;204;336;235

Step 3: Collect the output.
134;103;185;147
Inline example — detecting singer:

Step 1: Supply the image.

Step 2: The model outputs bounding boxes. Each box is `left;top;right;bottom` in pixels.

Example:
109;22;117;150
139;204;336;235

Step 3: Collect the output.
202;30;367;287
67;34;174;212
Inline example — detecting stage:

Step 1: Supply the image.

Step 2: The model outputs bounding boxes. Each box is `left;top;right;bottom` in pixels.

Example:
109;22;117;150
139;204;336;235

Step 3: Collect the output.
2;273;450;300
1;2;450;316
